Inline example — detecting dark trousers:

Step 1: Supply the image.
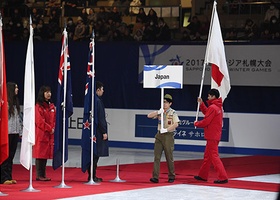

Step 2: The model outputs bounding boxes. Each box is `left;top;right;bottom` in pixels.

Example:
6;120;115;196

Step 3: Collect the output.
87;155;99;180
35;158;47;178
0;134;19;184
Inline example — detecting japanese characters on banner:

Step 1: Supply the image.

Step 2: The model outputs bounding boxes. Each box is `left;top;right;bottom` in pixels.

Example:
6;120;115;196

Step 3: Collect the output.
134;115;230;142
143;65;183;88
139;45;280;87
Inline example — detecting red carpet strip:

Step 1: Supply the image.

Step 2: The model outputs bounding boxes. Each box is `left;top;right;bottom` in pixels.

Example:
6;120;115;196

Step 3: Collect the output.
0;155;279;199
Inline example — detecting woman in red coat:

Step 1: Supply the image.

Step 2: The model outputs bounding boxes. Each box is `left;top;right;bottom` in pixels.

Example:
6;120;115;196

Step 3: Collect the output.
194;89;228;184
33;86;56;181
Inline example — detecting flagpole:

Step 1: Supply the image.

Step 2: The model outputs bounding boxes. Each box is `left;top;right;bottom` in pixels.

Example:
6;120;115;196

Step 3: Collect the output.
21;16;40;193
195;1;216;122
61;28;69;187
161;88;164;130
23;39;39;191
55;28;71;188
21;144;40;192
85;30;99;185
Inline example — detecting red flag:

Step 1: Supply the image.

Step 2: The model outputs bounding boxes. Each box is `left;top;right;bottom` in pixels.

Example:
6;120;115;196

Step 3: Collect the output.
0;17;9;165
205;1;231;101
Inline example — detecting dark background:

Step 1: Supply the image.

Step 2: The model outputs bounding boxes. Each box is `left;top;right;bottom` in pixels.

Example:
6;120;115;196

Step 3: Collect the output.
5;40;280;114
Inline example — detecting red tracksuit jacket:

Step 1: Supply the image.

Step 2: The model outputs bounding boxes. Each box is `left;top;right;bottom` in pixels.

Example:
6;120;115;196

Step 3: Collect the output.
194;98;223;141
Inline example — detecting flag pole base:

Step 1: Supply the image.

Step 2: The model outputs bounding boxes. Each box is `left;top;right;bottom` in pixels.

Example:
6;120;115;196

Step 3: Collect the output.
21;185;40;192
109;158;126;182
54;181;72;188
84;179;100;185
0;192;8;196
110;176;126;182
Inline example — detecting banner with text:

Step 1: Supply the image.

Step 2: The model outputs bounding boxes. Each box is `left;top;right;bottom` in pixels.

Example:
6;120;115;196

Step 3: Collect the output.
135;115;229;141
139;45;280;87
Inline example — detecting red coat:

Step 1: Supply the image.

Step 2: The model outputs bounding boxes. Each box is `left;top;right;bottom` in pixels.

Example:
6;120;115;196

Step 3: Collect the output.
194;98;223;141
33;102;56;159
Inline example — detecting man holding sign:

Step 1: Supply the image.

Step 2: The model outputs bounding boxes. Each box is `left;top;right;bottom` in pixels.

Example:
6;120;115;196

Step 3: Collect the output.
147;94;180;183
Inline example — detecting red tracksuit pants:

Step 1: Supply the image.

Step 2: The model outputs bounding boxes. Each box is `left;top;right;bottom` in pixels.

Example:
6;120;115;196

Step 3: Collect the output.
198;140;228;180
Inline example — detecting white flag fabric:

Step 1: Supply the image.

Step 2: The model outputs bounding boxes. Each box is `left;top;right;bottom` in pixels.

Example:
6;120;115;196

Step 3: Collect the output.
205;1;231;101
20;20;35;170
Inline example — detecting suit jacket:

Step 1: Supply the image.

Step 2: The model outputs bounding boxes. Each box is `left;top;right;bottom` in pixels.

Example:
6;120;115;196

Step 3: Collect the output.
96;96;109;157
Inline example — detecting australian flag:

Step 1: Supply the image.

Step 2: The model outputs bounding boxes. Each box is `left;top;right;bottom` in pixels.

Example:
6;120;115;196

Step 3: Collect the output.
53;28;73;170
81;41;98;173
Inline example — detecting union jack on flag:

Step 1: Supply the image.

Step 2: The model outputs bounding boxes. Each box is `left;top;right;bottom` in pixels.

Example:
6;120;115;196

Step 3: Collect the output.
84;43;94;96
52;28;73;170
58;34;71;85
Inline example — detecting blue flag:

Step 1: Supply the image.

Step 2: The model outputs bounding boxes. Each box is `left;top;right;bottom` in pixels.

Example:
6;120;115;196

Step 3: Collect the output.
53;29;73;170
81;42;98;173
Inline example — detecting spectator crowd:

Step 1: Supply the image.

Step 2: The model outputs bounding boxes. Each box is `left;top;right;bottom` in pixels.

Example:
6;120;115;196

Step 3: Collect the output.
1;0;280;42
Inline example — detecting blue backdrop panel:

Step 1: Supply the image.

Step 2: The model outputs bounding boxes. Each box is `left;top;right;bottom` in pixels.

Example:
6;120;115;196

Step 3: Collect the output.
135;115;229;142
4;41;280;114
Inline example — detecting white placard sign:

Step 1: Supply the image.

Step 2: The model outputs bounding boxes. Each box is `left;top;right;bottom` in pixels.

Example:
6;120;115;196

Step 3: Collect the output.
143;65;183;88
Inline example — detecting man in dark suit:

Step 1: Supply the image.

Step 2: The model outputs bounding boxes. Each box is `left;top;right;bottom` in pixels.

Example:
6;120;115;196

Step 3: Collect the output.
87;81;109;182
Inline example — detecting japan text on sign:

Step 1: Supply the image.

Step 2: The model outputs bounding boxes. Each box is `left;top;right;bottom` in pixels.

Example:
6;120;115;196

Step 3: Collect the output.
143;65;183;88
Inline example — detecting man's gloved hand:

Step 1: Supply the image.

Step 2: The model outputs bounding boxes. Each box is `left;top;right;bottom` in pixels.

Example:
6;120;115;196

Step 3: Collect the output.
157;108;164;115
160;128;168;134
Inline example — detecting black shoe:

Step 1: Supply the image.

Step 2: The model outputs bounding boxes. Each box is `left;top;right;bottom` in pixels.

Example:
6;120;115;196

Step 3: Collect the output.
168;178;175;183
36;177;51;181
94;177;103;182
194;176;207;181
214;179;228;184
150;178;159;183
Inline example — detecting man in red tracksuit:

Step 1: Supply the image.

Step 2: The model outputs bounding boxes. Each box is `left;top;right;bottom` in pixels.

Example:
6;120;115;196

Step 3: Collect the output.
194;88;228;184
